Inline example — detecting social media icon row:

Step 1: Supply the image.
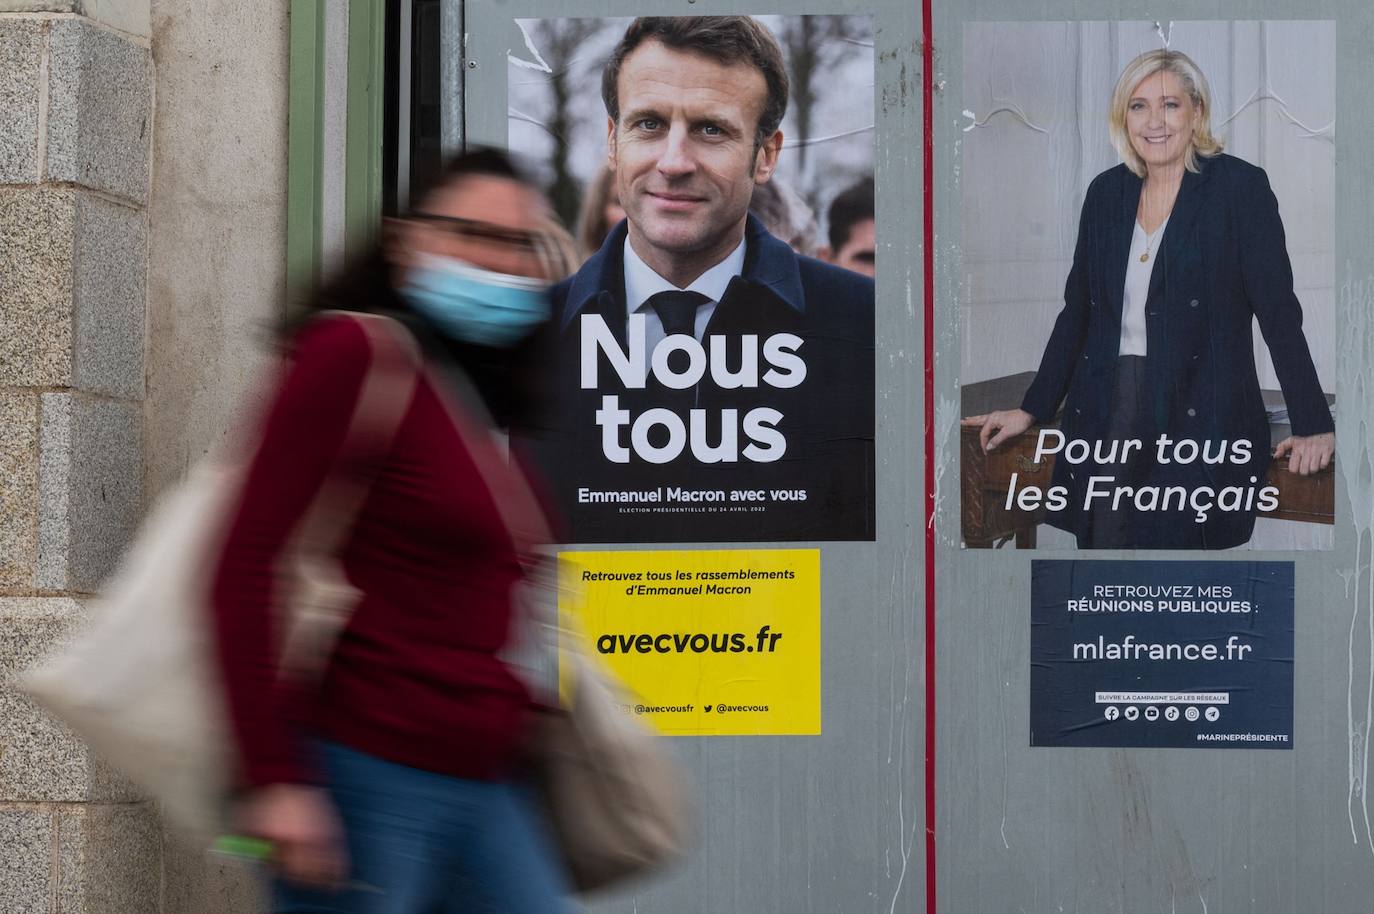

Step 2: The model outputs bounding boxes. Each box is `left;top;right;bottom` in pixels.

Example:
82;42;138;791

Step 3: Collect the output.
1104;705;1221;722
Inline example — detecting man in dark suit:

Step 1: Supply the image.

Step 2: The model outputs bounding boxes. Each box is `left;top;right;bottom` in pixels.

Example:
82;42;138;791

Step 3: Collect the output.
537;16;875;543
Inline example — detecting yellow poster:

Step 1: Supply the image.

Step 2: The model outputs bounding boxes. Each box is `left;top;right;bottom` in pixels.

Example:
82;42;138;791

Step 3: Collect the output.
558;549;821;736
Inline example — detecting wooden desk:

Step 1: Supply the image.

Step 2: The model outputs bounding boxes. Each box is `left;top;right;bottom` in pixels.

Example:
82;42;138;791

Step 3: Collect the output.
961;372;1335;548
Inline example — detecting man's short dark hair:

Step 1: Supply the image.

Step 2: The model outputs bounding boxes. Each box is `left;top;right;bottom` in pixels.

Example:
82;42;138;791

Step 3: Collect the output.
827;176;875;252
601;16;789;151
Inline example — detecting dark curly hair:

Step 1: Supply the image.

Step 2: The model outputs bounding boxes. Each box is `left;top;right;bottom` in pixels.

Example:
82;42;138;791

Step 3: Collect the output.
287;147;552;429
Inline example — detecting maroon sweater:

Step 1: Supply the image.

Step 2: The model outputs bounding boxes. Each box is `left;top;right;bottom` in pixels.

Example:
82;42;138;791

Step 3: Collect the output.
211;315;530;787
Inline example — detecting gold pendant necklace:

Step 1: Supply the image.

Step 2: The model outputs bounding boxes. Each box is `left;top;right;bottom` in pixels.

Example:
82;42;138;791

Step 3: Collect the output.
1140;225;1162;262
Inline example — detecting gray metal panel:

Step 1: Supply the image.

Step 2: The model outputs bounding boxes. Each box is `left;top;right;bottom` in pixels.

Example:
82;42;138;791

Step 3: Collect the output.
462;2;924;911
396;0;414;212
937;2;1374;913
321;0;350;272
441;0;465;153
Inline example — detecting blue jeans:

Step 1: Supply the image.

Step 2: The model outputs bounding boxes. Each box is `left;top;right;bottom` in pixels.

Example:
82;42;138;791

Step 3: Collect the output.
273;742;571;913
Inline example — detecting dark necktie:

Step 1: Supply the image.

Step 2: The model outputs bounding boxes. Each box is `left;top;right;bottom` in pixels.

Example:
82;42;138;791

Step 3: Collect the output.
644;290;710;408
647;290;711;338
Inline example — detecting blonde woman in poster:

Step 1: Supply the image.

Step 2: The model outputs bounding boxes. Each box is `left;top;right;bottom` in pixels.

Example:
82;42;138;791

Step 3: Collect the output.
967;49;1335;549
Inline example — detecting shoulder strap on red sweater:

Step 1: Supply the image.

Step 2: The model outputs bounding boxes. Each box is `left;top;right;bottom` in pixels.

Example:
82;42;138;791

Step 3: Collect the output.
277;312;421;677
422;360;553;557
291;311;423;559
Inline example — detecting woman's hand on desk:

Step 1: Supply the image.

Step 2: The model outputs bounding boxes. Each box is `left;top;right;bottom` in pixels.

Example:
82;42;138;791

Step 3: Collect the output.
962;409;1036;452
1273;432;1335;476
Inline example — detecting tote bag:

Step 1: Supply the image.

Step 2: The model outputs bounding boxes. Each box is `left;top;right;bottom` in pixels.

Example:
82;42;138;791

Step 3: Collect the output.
21;313;419;845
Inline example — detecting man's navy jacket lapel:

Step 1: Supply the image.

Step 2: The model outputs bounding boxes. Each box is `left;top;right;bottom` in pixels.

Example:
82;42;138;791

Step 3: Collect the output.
558;213;806;338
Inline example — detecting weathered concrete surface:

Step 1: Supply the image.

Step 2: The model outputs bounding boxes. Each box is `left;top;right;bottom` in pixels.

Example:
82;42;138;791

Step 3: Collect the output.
143;0;289;505
145;2;290;910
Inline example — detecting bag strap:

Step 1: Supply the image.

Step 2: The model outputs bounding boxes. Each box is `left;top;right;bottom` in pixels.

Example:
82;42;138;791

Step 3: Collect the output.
292;312;423;558
276;312;422;675
418;357;566;706
422;359;554;558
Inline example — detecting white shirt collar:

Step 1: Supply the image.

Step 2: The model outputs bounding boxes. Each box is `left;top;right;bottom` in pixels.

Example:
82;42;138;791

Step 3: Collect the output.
623;235;747;316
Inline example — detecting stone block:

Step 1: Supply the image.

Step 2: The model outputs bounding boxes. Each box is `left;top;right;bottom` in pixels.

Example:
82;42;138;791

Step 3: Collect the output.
0;18;43;183
73;193;145;398
162;831;267;914
82;2;153;39
0;5;151;39
0;806;52;913
37;393;141;593
0;392;39;589
47;17;151;203
0;597;89;799
0;186;146;395
0;185;75;388
0;597;139;801
57;802;160;914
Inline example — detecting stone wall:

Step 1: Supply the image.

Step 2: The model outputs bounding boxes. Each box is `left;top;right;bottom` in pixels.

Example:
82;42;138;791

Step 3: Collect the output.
0;5;160;912
1;0;287;909
144;0;291;908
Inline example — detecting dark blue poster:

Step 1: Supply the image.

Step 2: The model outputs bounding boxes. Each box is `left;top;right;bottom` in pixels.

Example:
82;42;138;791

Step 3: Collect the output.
1030;560;1294;749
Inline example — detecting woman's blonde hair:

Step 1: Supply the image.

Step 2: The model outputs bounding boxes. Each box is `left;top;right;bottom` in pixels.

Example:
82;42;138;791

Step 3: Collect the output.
534;217;583;282
575;165;622;258
1108;49;1223;177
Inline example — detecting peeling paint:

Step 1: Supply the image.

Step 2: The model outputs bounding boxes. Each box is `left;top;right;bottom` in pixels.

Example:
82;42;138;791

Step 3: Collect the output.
506;106;552;134
1154;20;1174;49
999;664;1011;850
787;124;876;148
934;394;958;545
1217;88;1335;143
884;523;917;912
508;19;553;72
1339;263;1374;856
961;102;1048;134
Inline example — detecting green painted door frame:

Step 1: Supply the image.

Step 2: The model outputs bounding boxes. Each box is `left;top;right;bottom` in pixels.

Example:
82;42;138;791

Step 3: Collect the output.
286;0;325;296
345;0;387;262
287;0;388;295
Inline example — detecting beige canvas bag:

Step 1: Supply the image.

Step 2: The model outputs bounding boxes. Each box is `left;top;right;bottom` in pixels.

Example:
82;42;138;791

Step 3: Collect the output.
20;313;420;846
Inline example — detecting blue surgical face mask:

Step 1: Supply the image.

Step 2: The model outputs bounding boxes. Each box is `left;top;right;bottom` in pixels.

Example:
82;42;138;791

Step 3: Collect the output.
398;253;550;347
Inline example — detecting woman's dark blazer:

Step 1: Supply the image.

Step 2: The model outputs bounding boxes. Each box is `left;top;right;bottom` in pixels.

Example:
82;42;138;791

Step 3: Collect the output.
1019;152;1334;548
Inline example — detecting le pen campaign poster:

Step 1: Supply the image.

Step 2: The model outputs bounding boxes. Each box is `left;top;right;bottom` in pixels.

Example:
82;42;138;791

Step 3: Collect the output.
957;20;1336;552
511;15;877;544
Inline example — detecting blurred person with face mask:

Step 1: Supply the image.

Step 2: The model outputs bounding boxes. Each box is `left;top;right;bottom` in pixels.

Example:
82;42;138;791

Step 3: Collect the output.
210;148;572;913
